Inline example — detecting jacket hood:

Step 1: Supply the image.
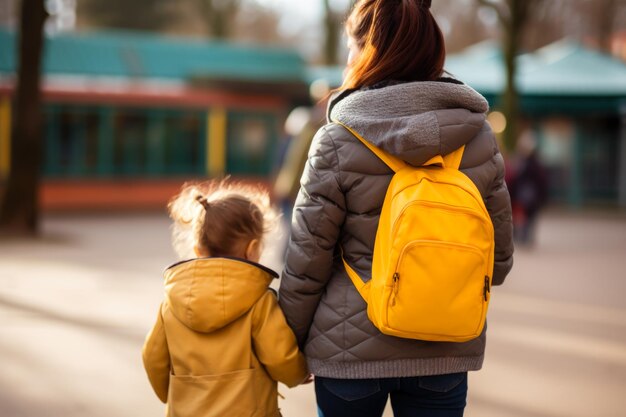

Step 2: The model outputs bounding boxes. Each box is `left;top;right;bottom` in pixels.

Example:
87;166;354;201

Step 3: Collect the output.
164;257;278;333
328;79;489;167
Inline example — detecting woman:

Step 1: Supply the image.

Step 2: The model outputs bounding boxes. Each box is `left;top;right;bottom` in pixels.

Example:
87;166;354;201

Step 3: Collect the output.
279;1;514;416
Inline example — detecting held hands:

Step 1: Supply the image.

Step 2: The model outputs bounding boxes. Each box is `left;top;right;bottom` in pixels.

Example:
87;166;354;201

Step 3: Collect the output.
300;373;314;385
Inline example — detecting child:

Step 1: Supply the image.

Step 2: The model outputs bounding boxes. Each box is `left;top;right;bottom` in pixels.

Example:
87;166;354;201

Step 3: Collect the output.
142;180;309;417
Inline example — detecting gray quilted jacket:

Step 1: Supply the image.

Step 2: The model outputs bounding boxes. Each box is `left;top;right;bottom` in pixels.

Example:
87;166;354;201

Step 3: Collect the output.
278;79;514;379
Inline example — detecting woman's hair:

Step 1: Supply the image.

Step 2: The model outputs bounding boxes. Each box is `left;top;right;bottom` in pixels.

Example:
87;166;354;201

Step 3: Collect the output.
168;179;278;259
341;0;445;90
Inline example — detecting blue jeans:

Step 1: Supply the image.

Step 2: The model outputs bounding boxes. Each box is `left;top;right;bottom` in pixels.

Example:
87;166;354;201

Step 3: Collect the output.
315;373;467;417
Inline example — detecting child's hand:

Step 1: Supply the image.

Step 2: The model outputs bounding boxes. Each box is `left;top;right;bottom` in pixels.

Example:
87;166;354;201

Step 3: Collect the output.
300;373;314;385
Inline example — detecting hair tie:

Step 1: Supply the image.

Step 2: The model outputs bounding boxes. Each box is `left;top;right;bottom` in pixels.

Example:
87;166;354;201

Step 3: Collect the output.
196;195;211;211
421;0;432;8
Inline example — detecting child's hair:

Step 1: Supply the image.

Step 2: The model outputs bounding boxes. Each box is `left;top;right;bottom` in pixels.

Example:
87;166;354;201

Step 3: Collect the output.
168;179;278;260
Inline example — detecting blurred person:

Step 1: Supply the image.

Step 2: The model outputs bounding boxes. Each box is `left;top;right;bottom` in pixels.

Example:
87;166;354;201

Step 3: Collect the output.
509;130;548;246
273;106;322;225
278;1;514;416
142;180;310;417
273;78;330;227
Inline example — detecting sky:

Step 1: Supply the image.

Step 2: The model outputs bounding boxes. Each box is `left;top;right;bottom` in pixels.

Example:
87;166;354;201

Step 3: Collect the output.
250;0;352;60
254;0;321;28
253;0;352;35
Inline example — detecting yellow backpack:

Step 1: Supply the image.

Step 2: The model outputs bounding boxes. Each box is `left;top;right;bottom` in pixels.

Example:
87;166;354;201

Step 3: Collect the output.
338;123;495;343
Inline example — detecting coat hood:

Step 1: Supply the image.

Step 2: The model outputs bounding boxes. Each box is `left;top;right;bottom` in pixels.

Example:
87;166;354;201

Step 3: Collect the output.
164;257;278;333
328;79;489;167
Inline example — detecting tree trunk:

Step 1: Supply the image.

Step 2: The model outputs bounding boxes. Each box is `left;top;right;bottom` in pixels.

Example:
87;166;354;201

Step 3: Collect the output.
477;0;537;151
597;0;617;53
501;0;537;152
0;0;47;236
501;0;524;152
201;0;239;40
322;0;341;65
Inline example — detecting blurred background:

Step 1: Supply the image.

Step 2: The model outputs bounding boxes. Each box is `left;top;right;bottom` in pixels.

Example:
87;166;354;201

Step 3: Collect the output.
0;0;625;416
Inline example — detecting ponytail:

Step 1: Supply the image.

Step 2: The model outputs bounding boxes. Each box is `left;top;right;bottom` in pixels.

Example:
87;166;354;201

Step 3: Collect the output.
168;180;276;259
342;0;445;90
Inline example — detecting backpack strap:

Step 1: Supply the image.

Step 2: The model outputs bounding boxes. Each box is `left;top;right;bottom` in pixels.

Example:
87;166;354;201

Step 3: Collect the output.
336;122;407;173
442;146;465;170
340;249;371;301
424;149;465;169
335;121;465;172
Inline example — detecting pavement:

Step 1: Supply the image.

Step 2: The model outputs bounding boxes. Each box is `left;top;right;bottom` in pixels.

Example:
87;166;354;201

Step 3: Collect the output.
0;209;625;417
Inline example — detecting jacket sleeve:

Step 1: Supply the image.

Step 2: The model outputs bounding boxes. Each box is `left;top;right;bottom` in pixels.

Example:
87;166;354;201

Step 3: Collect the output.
252;291;308;387
485;149;514;285
142;303;170;403
278;125;346;347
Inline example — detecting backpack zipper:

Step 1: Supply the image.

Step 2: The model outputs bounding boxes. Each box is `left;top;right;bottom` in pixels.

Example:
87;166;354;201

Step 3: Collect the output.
390;273;400;306
483;276;491;301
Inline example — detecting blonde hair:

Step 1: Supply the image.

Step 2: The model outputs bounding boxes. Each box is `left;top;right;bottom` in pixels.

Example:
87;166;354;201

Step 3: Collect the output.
168;179;278;260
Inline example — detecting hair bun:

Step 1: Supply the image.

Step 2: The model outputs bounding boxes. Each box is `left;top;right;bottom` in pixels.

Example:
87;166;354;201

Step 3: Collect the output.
196;195;211;210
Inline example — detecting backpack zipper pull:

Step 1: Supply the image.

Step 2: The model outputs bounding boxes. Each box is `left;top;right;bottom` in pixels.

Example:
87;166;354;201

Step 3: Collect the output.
484;276;491;301
391;273;400;306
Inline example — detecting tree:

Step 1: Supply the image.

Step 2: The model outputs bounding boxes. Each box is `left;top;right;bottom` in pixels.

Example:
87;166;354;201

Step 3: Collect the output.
431;0;493;53
322;0;342;65
516;0;626;53
77;0;176;32
322;0;365;65
0;0;48;235
197;0;241;40
479;0;625;150
78;0;248;41
581;0;625;53
234;3;282;45
476;0;543;151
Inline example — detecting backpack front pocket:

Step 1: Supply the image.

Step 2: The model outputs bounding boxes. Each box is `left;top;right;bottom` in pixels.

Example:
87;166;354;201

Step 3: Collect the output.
385;240;488;341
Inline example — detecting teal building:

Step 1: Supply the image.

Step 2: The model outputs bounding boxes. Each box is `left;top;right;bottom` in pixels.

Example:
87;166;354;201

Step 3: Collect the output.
0;29;309;209
445;41;626;208
1;29;625;208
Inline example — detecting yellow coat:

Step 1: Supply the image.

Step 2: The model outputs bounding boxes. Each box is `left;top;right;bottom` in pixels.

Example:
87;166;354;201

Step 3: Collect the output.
142;257;308;417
